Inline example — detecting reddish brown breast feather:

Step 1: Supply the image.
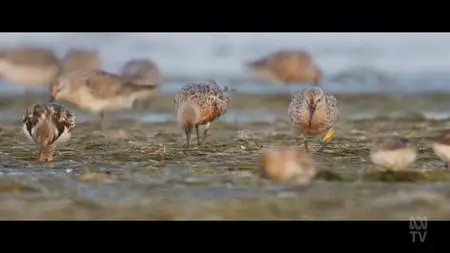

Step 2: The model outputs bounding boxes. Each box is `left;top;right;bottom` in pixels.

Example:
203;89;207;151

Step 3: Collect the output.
199;106;221;125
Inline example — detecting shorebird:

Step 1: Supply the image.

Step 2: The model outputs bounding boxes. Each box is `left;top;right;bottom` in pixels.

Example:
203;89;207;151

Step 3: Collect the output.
120;59;165;87
288;87;339;153
245;50;322;85
22;103;75;162
0;47;59;97
49;69;158;129
120;59;164;109
260;146;317;185
60;48;101;73
174;80;231;148
370;136;417;171
424;129;450;169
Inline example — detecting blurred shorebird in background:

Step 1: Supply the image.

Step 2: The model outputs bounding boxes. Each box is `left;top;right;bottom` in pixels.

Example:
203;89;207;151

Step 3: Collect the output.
120;59;165;109
22;103;75;162
49;69;157;129
174;80;231;148
288;87;339;152
0;47;59;100
0;46;102;102
60;48;101;73
370;136;417;171
245;50;322;86
120;59;165;87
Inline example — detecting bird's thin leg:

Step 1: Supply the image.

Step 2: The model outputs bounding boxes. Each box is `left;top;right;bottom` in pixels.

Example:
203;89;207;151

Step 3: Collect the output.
302;134;309;153
200;122;211;145
195;125;201;145
46;146;55;162
37;150;45;161
185;127;192;149
99;111;106;130
318;128;334;152
24;88;33;104
141;99;152;110
445;161;449;169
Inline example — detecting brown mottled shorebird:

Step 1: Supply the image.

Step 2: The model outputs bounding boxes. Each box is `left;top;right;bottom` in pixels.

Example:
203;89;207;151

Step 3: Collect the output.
49;69;158;129
0;47;59;90
22;103;75;162
120;59;165;87
424;129;450;168
60;48;101;73
370;136;417;171
288;87;339;153
245;50;322;85
174;80;231;148
260;147;317;185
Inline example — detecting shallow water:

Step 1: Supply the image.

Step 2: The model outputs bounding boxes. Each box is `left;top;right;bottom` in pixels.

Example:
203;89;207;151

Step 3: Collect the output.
3;33;450;94
4;92;450;123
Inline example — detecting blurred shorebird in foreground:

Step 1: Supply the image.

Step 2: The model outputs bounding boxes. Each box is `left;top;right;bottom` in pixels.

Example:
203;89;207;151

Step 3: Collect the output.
424;130;450;169
61;48;101;73
0;47;59;98
288;87;339;153
245;50;322;85
174;80;231;148
22;103;75;162
260;146;317;185
370;136;417;171
49;69;157;129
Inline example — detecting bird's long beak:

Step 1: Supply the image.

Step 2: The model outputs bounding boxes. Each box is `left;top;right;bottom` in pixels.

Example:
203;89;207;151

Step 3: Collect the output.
308;105;315;127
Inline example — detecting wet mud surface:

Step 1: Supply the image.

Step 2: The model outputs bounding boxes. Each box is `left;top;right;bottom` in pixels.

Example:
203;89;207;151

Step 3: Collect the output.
1;92;450;219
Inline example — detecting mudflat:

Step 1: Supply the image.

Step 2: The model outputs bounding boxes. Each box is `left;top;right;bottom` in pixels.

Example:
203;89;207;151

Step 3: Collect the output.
1;92;450;219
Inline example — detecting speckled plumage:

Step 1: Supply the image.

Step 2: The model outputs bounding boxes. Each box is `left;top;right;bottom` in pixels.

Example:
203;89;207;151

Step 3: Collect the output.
22;103;75;162
174;80;231;147
288;87;339;152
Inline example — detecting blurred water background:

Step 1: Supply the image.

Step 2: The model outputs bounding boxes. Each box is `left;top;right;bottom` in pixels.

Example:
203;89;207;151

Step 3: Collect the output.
2;33;450;124
1;33;450;95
